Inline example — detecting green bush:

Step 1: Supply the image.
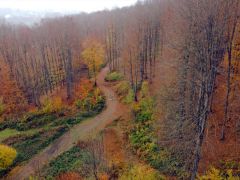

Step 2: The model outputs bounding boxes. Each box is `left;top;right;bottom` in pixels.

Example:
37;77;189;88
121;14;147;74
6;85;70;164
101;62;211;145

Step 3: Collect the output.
75;96;105;113
16;114;57;131
136;110;153;122
75;88;105;112
51;117;81;127
123;89;134;104
140;81;150;98
105;71;123;82
132;97;154;122
115;81;131;98
130;125;157;152
115;80;134;104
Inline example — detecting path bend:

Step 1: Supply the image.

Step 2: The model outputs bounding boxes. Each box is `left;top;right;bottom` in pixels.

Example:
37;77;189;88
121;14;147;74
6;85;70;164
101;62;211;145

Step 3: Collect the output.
6;67;123;180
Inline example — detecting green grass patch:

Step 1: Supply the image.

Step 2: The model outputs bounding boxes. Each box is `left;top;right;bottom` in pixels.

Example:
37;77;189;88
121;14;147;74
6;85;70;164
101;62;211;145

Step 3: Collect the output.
105;71;123;82
12;126;69;164
42;146;91;179
0;126;69;177
0;129;20;142
0;128;39;142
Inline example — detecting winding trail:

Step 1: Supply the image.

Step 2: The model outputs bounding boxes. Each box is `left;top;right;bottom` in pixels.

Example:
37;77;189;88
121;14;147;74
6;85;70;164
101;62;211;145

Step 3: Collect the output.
6;67;123;180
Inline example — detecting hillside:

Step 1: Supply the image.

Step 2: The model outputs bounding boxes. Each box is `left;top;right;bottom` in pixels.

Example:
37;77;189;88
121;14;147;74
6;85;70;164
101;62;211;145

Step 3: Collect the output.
0;0;240;180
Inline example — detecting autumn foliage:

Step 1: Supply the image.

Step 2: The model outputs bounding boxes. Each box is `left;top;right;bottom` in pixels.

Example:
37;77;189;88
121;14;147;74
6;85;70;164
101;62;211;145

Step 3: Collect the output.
120;164;165;180
56;172;82;180
74;79;105;111
82;39;104;86
0;144;17;170
41;97;65;114
0;0;239;179
0;60;27;119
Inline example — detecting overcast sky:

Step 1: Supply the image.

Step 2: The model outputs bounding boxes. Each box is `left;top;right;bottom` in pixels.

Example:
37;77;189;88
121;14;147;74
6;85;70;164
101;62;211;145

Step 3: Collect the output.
0;0;138;13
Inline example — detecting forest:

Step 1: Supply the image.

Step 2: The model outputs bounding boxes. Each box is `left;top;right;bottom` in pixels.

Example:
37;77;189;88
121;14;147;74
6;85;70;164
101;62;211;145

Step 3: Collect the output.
0;0;240;179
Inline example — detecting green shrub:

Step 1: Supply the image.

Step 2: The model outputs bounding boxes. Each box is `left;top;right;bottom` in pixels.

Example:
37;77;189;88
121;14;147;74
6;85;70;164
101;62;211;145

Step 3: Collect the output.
16;114;57;131
140;81;150;98
123;89;134;104
132;97;154;122
51;117;81;127
100;63;107;69
105;72;123;82
115;81;131;97
130;125;156;152
75;98;87;110
115;80;134;104
136;110;153;122
0;144;17;170
75;88;105;112
75;96;105;113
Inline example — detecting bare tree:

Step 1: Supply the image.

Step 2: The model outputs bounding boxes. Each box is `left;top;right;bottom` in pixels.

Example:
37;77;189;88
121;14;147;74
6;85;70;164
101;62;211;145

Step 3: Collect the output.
220;0;240;141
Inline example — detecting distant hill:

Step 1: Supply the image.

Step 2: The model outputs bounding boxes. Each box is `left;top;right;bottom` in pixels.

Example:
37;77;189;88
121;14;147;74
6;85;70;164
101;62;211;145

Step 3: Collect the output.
0;8;63;25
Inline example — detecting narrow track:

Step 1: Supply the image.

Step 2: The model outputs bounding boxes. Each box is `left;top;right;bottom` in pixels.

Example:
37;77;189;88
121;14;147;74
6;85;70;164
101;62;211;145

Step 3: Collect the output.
6;67;123;180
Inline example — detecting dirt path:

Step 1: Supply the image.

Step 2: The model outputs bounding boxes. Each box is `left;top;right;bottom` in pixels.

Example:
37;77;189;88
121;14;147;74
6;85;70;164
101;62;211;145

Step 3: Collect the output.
6;67;124;180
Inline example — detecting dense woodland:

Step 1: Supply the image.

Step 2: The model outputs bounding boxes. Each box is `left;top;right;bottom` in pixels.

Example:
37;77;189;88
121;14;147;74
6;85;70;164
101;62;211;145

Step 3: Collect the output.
0;0;240;179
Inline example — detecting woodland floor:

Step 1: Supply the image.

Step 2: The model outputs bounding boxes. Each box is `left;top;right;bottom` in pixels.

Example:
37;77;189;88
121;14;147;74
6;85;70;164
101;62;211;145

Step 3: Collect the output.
199;62;240;173
6;67;126;180
4;51;240;179
153;44;240;175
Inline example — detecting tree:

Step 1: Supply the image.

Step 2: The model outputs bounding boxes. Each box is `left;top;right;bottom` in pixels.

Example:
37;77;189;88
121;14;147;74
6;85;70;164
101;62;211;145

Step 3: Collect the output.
220;0;240;141
82;39;104;86
176;0;234;178
0;59;27;118
78;138;106;180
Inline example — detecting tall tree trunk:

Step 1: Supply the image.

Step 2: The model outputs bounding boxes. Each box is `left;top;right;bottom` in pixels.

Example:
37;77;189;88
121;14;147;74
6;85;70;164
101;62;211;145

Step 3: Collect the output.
221;47;232;140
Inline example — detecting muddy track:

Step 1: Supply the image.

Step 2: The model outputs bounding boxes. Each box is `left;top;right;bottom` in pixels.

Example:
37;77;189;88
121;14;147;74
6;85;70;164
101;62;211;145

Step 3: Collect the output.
6;67;123;180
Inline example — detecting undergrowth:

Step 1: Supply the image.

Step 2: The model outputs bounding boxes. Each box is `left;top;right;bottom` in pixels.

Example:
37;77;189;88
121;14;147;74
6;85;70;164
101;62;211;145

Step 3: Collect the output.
0;86;106;178
105;71;123;82
122;81;185;178
198;166;240;180
42;146;91;179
